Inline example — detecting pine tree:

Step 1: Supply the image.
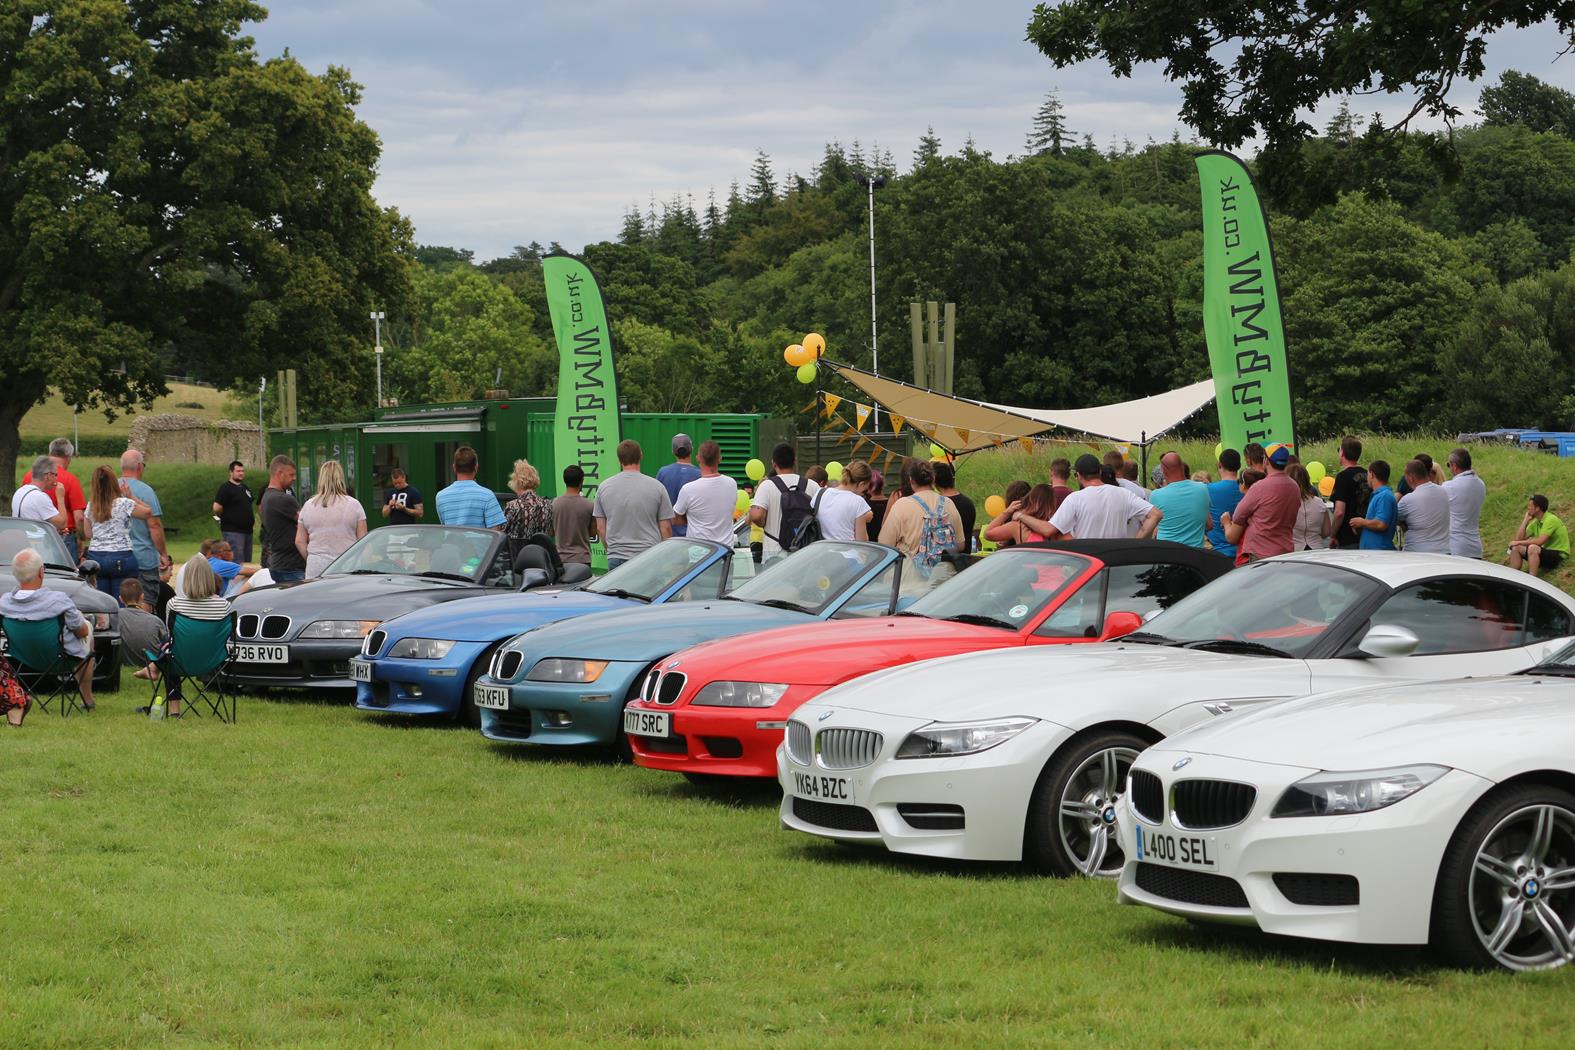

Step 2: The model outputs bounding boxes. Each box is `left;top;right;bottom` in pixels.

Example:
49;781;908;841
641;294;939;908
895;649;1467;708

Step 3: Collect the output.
1325;99;1357;143
619;207;644;245
1026;90;1074;156
746;150;776;209
913;126;942;168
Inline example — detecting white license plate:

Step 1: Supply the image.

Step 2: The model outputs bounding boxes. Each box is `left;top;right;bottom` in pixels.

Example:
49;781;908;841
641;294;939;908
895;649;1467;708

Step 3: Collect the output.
349;658;373;683
1136;827;1218;870
232;643;287;664
623;706;671;738
474;684;510;710
791;770;855;803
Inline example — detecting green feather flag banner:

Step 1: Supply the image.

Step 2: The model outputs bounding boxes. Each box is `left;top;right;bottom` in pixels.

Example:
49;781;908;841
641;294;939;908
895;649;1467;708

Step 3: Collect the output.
1196;150;1298;451
543;254;622;500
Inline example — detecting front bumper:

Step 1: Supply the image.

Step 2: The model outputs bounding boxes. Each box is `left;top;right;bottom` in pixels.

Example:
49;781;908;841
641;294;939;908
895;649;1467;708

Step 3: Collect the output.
224;638;364;691
776;714;1070;862
627;687;829;778
352;641;491;717
1116;750;1494;946
478;661;648;747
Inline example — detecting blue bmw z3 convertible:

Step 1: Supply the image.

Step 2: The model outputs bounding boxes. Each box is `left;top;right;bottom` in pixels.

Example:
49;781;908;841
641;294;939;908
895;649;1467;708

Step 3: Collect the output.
350;534;750;724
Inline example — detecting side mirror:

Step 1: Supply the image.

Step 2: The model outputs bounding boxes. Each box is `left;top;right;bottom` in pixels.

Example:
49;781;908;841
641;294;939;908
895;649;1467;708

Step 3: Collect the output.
1103;610;1144;640
1357;623;1421;659
517;567;552;592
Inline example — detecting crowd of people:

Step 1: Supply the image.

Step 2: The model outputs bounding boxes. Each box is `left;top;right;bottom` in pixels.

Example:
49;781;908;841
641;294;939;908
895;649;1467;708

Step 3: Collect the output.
977;436;1565;577
3;427;1569;726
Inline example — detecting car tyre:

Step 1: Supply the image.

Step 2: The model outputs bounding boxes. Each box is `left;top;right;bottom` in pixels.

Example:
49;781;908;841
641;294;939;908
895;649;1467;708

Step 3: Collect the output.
459;644;500;730
1432;783;1575;972
1024;730;1146;878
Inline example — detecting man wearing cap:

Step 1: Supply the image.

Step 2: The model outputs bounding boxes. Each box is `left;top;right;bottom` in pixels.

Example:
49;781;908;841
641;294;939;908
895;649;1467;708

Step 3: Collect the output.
1222;444;1300;563
656;434;701;537
1022;454;1160;541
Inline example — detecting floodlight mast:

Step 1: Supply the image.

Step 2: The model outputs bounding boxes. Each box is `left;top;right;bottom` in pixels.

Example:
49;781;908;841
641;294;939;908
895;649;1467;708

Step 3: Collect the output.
371;310;386;409
856;171;887;431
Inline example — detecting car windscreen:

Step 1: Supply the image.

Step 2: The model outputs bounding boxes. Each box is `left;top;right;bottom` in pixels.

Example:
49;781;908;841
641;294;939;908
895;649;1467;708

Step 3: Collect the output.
905;550;1090;630
586;539;720;601
324;526;495;582
0;518;74;571
725;542;887;615
1142;562;1382;658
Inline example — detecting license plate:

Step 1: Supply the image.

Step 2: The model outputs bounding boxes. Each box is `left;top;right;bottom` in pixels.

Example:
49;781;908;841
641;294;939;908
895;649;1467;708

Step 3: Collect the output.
349;658;373;683
623;706;671;738
791;770;854;803
1136;827;1217;869
474;684;510;710
231;643;287;663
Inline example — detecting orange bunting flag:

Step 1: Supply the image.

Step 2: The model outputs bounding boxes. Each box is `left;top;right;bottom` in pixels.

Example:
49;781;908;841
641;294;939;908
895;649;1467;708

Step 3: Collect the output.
823;394;842;417
843;427;859;441
991;436;1004;448
889;414;905;435
1019;437;1036;454
851;437;867;456
955;427;970;444
854;403;870;430
802;399;819;414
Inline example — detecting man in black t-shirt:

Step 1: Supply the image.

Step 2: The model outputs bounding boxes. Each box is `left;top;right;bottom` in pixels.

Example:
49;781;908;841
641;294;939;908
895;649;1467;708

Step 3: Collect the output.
1328;435;1370;548
259;455;307;582
212;460;256;562
381;468;424;526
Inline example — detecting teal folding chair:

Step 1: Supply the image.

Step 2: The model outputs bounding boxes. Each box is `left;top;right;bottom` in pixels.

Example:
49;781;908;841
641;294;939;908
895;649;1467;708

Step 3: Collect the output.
154;612;237;723
1;614;90;717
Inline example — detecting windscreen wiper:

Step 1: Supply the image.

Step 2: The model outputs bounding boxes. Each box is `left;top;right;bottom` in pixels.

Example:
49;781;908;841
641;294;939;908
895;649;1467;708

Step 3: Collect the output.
592;587;650;603
1179;638;1292;658
417;571;473;583
942;613;1017;631
1118;631;1174;645
752;598;809;613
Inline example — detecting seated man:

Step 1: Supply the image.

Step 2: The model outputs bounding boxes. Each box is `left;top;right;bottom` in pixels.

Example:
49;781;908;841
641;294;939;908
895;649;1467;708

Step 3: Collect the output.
1508;494;1570;576
0;547;94;711
207;539;258;597
117;578;168;681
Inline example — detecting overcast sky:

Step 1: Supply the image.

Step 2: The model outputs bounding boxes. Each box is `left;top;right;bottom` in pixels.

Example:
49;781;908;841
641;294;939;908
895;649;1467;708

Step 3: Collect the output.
248;3;1575;261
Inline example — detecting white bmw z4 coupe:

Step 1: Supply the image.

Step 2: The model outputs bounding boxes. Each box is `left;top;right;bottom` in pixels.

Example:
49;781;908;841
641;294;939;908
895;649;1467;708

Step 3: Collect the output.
1118;642;1575;972
777;551;1575;877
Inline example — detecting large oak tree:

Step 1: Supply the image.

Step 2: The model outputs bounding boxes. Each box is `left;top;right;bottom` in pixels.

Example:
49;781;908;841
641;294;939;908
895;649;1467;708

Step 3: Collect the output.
0;0;411;496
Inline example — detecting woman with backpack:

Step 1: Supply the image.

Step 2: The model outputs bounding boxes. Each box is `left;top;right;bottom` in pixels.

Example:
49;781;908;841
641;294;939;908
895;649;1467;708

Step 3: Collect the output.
877;460;966;596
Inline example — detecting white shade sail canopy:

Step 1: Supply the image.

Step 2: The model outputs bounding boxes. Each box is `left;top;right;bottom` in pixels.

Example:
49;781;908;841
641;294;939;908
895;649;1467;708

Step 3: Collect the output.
826;362;1217;453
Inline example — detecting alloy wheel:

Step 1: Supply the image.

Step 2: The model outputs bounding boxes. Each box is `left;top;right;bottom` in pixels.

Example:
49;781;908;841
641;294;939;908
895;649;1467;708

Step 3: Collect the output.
1468;803;1575;971
1057;745;1139;878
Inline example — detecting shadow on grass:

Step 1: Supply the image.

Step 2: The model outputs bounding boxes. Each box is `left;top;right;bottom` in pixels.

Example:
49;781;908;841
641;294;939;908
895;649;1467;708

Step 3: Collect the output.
1128;915;1441;979
486;741;624;768
787;839;1027;881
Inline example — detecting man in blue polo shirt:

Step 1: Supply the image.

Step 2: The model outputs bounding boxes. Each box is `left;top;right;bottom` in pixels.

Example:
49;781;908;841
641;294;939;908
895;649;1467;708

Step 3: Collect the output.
1205;448;1243;557
435;446;504;529
1149;451;1212;548
1350;460;1398;550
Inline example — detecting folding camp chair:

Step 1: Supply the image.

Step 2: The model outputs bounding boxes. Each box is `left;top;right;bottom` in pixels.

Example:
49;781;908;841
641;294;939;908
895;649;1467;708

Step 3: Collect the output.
1;614;90;717
153;612;238;723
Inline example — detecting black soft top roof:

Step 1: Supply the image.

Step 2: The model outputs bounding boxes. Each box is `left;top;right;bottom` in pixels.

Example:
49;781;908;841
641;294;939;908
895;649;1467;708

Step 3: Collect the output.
1002;538;1233;580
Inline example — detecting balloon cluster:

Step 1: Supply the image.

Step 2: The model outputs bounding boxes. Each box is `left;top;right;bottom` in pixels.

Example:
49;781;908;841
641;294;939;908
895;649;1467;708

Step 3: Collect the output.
784;333;826;384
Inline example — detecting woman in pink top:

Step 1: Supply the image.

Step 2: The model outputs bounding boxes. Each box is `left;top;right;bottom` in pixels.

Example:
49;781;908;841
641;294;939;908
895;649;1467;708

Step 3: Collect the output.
295;461;367;578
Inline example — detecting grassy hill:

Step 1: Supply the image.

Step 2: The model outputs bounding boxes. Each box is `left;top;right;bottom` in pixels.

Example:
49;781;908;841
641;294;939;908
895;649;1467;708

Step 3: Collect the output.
20;382;244;447
954;435;1575;589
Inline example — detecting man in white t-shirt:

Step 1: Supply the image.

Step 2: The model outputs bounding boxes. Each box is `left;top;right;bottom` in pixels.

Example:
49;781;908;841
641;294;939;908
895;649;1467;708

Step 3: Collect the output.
672;441;739;545
749;442;821;559
1031;454;1161;540
11;456;69;530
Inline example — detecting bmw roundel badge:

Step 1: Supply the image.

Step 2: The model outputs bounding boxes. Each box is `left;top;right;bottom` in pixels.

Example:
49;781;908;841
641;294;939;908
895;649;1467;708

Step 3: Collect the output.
1173;757;1193;771
818;710;834;722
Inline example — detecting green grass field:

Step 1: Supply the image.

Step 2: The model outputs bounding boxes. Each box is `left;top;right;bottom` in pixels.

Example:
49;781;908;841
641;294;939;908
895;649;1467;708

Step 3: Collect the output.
20;382;238;440
2;693;1570;1047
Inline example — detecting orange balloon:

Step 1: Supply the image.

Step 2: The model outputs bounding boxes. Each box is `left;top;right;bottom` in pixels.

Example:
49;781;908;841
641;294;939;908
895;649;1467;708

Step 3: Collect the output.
784;344;809;367
1318;475;1335;498
803;333;826;359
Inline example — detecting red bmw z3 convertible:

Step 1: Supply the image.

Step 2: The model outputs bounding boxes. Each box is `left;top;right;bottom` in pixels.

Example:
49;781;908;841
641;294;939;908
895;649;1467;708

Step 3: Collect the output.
625;540;1231;780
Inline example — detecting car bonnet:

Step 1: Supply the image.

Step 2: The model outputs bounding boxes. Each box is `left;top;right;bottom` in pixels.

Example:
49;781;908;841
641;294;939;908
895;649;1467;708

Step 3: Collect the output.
502;600;810;662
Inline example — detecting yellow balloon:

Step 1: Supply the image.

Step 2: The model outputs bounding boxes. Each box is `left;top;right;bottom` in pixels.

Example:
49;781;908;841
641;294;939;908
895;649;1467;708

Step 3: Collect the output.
735;490;751;512
929;442;945;459
984;495;1006;517
1306;461;1326;484
784;343;809;367
826;461;843;482
803;332;826;359
746;458;766;482
1214;442;1223;460
796;362;818;384
1318;475;1335;498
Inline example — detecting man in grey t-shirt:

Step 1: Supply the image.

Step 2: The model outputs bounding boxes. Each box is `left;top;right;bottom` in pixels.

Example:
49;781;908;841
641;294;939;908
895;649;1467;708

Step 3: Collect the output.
592;439;673;569
1395;459;1452;554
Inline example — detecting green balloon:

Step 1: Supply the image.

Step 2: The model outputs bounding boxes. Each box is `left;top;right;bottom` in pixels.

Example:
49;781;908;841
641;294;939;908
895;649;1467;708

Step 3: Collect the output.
796;362;817;384
745;458;766;482
827;461;843;482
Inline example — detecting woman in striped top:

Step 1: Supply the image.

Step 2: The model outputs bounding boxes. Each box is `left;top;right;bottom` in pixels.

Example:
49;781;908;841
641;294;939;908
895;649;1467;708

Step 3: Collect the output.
155;556;231;717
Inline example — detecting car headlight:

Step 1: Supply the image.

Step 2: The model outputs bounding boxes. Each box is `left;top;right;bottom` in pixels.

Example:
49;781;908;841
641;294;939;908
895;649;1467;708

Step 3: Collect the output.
691;681;789;708
387;637;456;660
1271;764;1449;818
895;717;1038;759
526;658;608;684
299;619;380;640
